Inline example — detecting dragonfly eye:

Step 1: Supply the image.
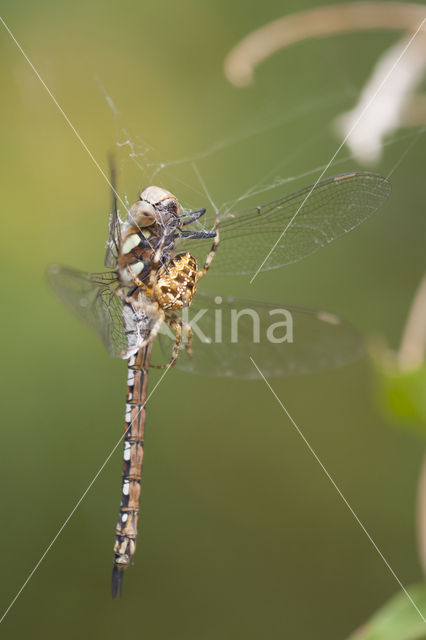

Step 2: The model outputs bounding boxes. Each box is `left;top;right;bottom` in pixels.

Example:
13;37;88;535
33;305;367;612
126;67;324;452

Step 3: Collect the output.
128;200;156;228
139;185;180;218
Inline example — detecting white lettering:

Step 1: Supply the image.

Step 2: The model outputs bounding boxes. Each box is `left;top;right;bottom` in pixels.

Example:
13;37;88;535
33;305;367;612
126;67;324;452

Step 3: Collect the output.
266;309;293;343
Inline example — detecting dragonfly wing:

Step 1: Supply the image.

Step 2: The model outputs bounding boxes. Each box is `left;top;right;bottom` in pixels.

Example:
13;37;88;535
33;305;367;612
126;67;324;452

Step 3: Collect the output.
177;172;391;276
158;291;363;378
47;265;128;356
104;154;123;269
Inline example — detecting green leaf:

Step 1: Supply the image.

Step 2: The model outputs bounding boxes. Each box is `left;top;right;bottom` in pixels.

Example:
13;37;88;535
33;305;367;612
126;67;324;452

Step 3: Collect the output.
347;584;426;640
371;354;426;435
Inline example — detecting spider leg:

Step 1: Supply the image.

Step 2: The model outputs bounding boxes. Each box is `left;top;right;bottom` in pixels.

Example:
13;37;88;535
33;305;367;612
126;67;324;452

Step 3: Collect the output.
150;314;182;369
116;292;165;358
181;318;194;359
170;314;193;359
145;231;169;292
118;313;164;358
116;286;148;306
197;209;220;280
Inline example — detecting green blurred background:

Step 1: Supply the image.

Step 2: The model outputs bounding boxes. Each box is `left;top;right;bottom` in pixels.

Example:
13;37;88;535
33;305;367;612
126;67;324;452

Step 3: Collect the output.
1;0;425;637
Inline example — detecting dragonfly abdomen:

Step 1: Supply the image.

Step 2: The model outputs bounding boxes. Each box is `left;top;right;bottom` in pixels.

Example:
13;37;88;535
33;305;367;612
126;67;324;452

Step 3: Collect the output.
112;344;152;598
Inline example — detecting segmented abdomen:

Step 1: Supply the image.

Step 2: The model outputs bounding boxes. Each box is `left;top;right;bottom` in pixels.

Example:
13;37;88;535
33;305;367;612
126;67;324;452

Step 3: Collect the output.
112;344;152;597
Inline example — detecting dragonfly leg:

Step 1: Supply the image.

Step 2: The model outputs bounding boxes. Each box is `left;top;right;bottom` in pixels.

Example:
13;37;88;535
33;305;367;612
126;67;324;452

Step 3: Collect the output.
177;229;216;239
179;207;206;225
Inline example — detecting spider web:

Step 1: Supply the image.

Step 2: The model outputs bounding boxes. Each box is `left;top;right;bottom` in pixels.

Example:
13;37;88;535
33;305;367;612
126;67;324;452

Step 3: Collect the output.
88;80;422;369
96;77;423;246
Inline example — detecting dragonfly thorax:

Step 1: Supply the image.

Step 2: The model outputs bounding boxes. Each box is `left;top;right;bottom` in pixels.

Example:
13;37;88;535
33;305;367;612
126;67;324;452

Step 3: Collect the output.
118;224;156;285
118;186;181;288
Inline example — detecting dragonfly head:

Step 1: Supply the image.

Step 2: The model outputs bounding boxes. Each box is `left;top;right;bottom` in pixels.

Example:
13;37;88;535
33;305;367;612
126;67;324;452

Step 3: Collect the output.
127;185;180;230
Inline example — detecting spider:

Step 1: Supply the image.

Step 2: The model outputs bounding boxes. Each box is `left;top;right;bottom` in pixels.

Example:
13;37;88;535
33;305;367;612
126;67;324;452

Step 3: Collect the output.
115;184;220;368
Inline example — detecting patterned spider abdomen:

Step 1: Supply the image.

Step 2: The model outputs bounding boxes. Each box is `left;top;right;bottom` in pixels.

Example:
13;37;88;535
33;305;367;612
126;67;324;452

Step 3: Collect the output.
153;252;198;310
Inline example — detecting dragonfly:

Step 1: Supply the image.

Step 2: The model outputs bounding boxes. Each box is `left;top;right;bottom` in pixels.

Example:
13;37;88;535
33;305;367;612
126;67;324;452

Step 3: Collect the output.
47;163;391;597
